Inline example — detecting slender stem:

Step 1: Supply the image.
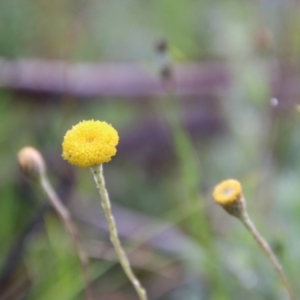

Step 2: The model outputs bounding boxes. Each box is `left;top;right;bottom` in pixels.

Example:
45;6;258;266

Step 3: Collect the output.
240;211;294;300
90;164;148;300
39;175;94;300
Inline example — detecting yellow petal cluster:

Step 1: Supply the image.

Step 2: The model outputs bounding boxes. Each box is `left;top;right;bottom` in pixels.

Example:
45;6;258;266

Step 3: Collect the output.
213;179;242;205
62;120;119;168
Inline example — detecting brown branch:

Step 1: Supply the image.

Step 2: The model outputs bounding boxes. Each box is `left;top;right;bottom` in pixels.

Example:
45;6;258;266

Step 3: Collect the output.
0;58;229;97
1;58;300;107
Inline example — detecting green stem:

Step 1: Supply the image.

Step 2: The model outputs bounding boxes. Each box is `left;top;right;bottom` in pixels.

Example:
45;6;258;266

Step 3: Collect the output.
39;175;93;300
90;164;148;300
240;211;294;300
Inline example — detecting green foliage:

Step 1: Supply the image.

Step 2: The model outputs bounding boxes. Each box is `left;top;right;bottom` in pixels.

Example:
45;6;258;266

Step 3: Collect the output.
1;1;300;299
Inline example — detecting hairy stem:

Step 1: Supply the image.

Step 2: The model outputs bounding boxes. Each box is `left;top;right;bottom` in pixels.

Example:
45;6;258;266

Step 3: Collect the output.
90;164;147;300
39;175;94;300
240;211;294;300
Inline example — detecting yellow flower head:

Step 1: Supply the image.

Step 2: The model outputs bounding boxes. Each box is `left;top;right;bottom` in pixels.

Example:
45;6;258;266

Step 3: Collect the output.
62;120;119;168
213;179;242;205
213;179;245;217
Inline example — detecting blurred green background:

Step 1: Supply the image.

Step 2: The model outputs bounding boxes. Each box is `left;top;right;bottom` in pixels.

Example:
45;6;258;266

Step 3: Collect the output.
1;0;300;299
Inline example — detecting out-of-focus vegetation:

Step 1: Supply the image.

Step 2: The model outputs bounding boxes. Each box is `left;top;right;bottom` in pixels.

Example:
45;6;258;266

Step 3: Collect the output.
1;0;300;299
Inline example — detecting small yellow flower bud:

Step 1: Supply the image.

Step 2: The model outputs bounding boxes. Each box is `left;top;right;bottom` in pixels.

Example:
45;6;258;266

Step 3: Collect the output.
17;146;46;181
213;179;295;299
212;179;246;217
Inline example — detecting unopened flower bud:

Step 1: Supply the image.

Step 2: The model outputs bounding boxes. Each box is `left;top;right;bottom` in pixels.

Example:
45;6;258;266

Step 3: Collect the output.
17;146;46;181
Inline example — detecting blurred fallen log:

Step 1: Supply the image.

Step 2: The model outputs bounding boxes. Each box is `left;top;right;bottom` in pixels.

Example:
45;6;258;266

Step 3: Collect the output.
0;58;228;97
1;57;299;108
